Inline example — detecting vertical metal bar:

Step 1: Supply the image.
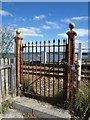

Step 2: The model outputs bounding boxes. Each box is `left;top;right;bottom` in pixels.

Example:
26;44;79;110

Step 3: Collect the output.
25;44;27;92
28;42;30;92
63;39;67;98
21;44;24;91
20;44;22;87
40;41;41;95
48;40;50;97
44;41;46;96
36;41;38;94
58;39;60;92
53;40;55;97
63;39;66;60
32;42;34;95
64;44;68;99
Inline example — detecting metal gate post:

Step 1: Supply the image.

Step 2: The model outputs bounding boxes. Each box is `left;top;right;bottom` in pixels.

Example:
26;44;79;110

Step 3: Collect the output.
63;40;68;100
14;30;23;95
66;23;77;106
63;43;68;100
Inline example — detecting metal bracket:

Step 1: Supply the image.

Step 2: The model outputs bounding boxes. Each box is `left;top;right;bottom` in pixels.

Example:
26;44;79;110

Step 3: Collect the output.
70;64;80;71
70;65;75;71
62;61;79;71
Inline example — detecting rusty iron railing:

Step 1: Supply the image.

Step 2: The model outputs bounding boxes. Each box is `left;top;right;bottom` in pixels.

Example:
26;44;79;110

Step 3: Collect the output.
20;39;67;98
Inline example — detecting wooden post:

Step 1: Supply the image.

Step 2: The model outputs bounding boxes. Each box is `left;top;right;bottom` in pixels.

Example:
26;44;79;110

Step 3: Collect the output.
66;23;77;106
14;30;23;95
0;60;2;112
1;58;5;98
11;63;16;97
5;58;9;97
77;43;82;89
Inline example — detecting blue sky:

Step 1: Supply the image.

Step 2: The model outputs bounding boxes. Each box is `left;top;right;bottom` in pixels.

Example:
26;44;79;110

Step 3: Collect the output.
0;2;89;51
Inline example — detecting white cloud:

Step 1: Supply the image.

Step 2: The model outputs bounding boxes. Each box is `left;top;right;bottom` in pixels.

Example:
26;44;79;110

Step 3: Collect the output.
57;33;67;38
42;25;51;29
75;40;88;49
58;28;90;38
0;10;13;16
18;27;43;37
33;14;46;20
42;21;61;29
61;16;88;23
61;18;72;23
7;23;17;28
75;28;88;37
14;17;26;22
72;16;88;21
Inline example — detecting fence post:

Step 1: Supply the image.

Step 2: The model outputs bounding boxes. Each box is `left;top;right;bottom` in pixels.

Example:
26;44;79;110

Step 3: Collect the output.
66;23;77;107
0;58;5;98
11;63;16;97
5;58;9;97
0;60;2;111
14;30;23;95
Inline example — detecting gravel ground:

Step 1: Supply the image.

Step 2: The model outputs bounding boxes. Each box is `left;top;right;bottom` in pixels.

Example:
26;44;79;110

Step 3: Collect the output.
2;108;24;119
1;108;43;120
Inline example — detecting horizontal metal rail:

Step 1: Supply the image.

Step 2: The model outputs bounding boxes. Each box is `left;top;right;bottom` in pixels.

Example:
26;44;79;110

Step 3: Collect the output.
22;63;64;68
23;71;63;78
22;44;66;48
21;67;63;73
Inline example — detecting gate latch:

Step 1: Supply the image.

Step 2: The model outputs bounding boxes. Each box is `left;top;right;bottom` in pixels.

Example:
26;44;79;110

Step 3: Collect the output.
70;65;75;71
70;64;80;71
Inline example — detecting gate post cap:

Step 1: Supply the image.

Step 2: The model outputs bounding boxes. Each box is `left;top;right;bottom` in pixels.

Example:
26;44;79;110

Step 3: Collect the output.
15;30;23;40
16;30;21;35
66;23;77;36
69;23;75;30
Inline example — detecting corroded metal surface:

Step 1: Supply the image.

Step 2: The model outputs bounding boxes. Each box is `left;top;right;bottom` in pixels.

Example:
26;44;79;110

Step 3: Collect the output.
21;40;66;98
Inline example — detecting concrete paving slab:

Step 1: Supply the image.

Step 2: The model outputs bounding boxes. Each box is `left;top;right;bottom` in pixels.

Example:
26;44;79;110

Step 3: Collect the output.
12;96;71;119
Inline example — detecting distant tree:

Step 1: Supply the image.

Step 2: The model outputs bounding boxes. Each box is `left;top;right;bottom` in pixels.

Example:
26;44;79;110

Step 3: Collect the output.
0;26;14;58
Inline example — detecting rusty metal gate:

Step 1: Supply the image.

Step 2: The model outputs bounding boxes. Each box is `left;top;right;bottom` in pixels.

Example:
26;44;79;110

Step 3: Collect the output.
14;23;77;107
20;40;67;100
